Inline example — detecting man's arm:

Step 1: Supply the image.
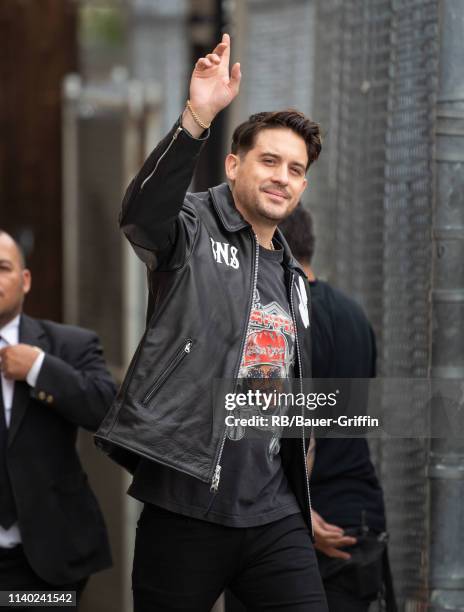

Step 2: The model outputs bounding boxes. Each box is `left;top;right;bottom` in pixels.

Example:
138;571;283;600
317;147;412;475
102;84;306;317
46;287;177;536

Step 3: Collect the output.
306;434;357;559
0;330;117;431
120;33;241;267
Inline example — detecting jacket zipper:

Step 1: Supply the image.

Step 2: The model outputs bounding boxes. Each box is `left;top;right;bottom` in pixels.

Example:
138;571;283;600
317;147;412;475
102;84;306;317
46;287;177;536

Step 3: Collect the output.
142;338;192;405
210;230;260;492
289;274;314;538
140;125;183;191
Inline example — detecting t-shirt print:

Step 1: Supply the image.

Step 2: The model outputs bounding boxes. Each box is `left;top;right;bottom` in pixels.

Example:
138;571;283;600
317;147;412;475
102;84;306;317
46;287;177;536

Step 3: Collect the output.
239;288;295;379
228;287;295;454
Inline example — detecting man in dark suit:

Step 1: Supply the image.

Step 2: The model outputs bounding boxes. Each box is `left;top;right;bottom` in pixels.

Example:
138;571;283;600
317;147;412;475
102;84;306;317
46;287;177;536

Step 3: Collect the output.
0;229;116;607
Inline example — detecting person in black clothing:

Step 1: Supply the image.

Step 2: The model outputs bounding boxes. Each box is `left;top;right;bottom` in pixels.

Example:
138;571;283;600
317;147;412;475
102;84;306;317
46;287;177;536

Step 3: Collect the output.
0;230;115;609
96;34;328;611
279;206;396;612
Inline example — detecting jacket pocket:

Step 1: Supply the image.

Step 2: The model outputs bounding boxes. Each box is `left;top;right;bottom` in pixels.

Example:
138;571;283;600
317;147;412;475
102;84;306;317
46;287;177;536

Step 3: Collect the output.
142;338;193;405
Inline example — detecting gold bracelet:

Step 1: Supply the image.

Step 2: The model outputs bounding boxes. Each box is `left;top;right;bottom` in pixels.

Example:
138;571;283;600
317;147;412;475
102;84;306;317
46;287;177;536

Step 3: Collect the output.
186;100;211;130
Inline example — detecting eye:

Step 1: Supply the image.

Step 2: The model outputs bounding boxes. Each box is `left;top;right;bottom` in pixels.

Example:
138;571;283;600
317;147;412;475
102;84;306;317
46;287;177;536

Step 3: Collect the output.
290;167;304;176
262;158;275;165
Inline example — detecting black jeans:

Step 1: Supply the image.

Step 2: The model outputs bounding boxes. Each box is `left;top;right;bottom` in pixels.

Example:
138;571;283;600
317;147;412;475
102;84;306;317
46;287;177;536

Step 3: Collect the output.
0;545;88;611
132;504;328;612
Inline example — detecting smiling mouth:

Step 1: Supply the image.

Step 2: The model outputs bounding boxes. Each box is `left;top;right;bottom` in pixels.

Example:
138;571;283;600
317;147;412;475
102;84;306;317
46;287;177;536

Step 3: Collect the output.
263;190;288;201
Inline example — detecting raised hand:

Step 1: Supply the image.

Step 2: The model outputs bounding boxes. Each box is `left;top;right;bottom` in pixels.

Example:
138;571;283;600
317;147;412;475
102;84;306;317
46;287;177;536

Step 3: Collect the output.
182;33;241;136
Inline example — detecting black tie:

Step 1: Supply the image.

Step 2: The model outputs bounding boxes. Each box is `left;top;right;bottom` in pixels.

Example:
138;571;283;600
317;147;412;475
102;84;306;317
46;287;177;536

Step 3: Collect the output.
0;375;17;529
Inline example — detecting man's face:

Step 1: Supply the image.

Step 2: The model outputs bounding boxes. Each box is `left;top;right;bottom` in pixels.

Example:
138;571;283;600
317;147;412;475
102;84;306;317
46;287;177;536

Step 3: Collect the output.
225;128;308;226
0;234;31;327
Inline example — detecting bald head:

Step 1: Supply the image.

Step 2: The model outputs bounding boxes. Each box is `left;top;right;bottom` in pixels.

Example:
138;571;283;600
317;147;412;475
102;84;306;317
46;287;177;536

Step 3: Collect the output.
0;230;31;327
0;230;26;269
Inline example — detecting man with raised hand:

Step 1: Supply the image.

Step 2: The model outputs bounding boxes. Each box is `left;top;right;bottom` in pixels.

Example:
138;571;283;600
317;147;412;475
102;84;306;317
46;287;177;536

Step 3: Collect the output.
96;34;327;611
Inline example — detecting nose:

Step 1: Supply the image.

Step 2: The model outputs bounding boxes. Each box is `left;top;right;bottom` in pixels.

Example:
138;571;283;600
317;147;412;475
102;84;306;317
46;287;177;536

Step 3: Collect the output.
271;164;289;185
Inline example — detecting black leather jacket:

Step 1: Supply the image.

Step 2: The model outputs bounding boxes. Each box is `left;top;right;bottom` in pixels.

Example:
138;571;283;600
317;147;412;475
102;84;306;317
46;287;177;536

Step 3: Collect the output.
95;119;314;533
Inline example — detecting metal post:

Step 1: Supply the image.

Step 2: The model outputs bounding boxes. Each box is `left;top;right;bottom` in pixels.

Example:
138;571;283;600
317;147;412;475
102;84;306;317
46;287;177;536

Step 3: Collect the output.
429;1;464;610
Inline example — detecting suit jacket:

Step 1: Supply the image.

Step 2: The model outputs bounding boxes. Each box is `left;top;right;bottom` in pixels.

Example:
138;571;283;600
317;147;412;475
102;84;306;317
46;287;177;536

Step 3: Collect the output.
5;314;116;584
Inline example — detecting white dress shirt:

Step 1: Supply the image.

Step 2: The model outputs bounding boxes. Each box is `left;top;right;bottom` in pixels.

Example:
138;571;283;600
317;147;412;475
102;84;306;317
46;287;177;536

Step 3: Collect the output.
0;315;45;548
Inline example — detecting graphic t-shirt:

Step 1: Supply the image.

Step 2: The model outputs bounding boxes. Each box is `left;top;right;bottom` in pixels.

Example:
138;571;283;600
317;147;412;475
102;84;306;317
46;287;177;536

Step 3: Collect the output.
128;241;301;527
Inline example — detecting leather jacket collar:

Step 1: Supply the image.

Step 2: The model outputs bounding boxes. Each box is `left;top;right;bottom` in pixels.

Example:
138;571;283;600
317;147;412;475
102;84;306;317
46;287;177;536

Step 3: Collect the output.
209;182;305;276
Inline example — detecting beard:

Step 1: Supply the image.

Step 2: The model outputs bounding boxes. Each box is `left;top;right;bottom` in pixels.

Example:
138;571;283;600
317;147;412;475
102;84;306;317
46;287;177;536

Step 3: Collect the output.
255;199;292;221
234;182;296;226
254;191;296;223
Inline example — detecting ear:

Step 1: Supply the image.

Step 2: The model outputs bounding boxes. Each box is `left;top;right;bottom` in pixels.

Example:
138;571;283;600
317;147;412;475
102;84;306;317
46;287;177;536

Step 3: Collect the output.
22;269;31;295
225;153;240;182
298;177;308;198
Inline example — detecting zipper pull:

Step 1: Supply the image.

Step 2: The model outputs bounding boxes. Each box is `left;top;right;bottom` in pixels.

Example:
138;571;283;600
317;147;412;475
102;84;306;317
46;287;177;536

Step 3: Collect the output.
185;341;192;353
210;464;222;492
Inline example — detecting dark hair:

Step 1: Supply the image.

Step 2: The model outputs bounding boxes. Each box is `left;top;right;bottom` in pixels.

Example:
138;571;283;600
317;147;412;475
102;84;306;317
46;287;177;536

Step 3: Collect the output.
279;205;315;264
231;109;322;170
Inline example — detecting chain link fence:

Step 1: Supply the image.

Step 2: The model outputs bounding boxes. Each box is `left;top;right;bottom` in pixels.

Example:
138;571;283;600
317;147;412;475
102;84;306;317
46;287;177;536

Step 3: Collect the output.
310;1;438;607
238;0;440;607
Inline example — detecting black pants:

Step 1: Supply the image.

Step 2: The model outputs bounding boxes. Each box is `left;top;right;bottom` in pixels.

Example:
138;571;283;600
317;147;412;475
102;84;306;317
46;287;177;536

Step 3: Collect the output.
132;504;328;612
225;577;372;612
226;532;396;612
323;587;370;612
225;583;373;612
0;545;87;610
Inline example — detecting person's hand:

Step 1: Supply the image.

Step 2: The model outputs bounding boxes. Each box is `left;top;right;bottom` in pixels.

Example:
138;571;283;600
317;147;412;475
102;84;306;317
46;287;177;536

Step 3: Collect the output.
0;344;41;381
182;33;241;136
312;510;357;560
